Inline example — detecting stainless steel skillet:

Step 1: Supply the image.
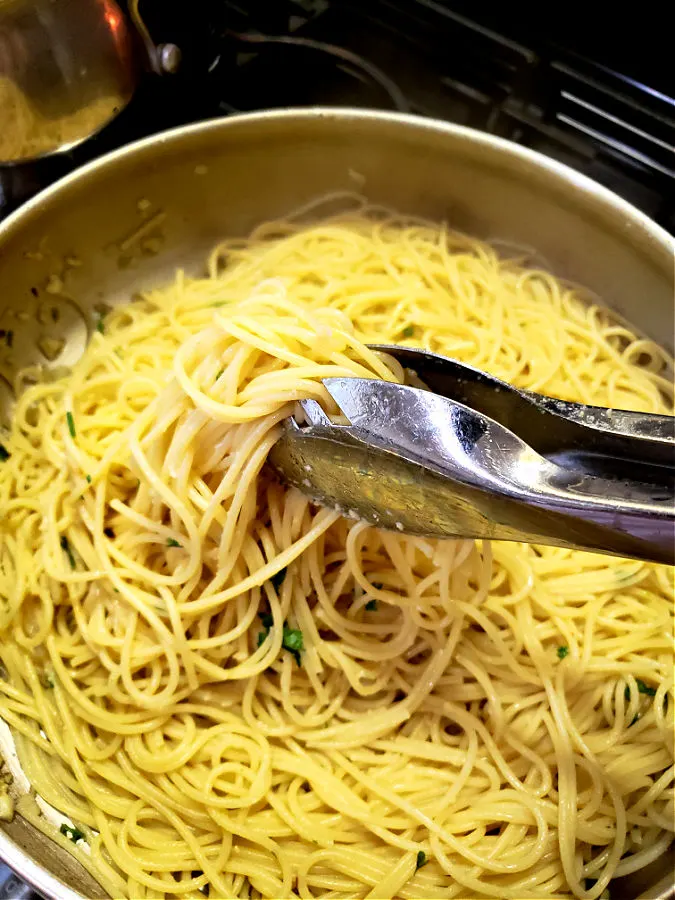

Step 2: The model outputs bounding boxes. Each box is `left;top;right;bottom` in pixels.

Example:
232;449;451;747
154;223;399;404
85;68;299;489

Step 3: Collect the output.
0;109;672;900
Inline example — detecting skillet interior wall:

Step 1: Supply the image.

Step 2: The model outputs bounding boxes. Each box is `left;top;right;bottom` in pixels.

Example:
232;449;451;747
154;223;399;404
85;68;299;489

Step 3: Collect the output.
0;111;672;420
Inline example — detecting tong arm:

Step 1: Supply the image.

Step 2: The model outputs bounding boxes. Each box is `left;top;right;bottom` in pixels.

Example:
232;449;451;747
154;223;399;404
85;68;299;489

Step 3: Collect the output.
370;344;675;471
268;379;675;564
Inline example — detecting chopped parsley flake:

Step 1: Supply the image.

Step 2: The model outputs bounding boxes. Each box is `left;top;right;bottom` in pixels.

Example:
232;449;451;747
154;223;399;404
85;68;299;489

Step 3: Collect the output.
282;625;304;666
416;850;427;869
258;612;274;630
95;315;105;334
167;538;182;548
625;678;657;701
216;368;225;380
271;568;287;591
60;535;76;569
557;646;569;660
636;678;656;696
66;411;76;438
0;444;10;462
40;672;55;689
256;611;304;664
365;599;378;611
402;325;415;338
85;474;92;484
60;823;85;843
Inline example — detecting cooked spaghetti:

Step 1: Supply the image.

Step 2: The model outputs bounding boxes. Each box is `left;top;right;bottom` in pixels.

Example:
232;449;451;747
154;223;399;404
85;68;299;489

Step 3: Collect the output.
0;200;673;900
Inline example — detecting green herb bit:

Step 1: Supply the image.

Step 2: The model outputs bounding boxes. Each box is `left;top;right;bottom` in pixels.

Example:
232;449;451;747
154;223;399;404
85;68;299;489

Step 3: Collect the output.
85;474;92;484
166;538;182;548
365;599;378;611
256;612;303;664
60;823;85;843
40;672;55;689
271;567;287;591
258;612;274;630
401;325;415;338
60;535;76;569
636;678;656;696
416;850;427;869
0;444;10;462
95;315;105;334
66;411;76;438
282;624;304;666
215;368;225;380
256;611;273;649
556;646;569;660
625;679;657;701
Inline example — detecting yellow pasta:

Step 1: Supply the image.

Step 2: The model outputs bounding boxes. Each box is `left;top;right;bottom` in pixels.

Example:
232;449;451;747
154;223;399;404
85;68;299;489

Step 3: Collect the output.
0;201;673;900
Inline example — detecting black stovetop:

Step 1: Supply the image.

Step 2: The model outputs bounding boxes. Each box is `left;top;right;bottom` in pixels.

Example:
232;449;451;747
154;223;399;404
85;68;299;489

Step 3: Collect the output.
1;0;674;233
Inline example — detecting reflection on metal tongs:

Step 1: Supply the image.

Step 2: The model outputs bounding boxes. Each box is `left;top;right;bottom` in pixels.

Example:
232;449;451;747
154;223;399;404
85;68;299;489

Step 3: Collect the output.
268;346;675;564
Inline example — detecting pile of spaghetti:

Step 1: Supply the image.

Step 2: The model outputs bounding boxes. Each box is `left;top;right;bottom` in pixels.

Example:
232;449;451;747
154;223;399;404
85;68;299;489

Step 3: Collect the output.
0;204;673;900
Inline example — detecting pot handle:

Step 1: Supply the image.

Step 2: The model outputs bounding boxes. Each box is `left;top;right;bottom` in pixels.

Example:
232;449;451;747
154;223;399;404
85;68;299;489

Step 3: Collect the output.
127;0;181;75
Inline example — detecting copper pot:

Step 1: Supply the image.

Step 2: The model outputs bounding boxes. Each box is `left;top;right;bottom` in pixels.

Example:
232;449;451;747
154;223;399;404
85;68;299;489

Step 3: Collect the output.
0;0;179;165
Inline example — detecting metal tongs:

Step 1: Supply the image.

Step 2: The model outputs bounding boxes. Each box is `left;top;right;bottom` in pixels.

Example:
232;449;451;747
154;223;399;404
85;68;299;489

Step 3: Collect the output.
268;346;675;564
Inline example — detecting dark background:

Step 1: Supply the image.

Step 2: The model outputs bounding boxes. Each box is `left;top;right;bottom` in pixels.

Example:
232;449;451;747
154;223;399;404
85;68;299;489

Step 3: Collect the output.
121;0;675;233
2;0;674;231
